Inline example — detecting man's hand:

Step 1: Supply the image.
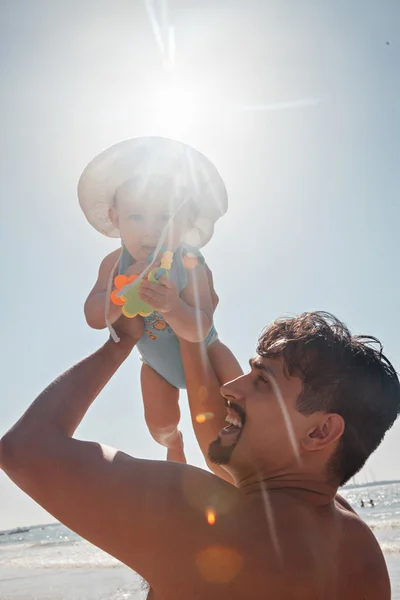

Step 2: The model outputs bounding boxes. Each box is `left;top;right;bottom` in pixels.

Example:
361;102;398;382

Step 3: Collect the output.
139;276;180;314
111;314;145;351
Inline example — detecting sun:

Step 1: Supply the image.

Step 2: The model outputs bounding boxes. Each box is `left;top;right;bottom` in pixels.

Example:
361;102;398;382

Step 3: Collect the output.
148;80;202;136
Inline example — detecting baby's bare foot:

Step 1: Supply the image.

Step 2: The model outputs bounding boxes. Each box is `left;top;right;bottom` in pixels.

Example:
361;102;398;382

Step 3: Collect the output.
166;431;186;464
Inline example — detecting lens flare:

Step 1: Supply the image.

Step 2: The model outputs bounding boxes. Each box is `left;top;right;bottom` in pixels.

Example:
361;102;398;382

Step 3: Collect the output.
196;545;243;584
206;508;216;525
269;377;300;463
144;0;175;69
196;412;214;424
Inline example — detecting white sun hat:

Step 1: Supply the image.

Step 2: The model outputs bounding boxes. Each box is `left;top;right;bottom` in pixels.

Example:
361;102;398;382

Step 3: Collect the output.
77;136;228;248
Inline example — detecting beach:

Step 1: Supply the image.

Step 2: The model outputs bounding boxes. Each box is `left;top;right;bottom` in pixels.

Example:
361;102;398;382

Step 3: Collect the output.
1;566;143;600
0;523;144;600
1;482;400;599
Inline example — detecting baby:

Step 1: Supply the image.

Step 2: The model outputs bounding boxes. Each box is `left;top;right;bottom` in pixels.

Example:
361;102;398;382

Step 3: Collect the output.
79;137;242;463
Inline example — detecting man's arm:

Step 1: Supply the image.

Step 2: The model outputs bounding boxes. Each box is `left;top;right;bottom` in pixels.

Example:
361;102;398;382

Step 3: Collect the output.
179;338;235;484
0;319;234;585
178;265;236;484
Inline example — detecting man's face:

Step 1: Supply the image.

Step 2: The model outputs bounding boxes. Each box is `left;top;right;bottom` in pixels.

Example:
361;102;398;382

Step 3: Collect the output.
209;355;309;477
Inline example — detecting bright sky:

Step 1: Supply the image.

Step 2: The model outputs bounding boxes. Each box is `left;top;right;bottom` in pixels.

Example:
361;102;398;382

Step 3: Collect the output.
0;0;399;530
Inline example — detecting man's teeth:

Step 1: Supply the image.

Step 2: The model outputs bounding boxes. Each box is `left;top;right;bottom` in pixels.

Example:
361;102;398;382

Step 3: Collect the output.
225;414;243;428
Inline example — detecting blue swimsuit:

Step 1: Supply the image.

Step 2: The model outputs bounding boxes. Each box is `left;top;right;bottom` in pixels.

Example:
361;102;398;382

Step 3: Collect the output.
119;244;218;389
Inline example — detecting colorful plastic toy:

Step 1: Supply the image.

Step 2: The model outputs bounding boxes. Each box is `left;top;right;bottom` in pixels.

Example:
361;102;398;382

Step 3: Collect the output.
111;250;174;318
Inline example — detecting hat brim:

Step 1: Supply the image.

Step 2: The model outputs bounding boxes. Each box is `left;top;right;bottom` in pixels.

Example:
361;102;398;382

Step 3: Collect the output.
77;136;228;248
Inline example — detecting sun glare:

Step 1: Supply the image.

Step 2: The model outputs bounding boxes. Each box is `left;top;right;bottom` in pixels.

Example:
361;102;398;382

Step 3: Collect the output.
149;81;200;136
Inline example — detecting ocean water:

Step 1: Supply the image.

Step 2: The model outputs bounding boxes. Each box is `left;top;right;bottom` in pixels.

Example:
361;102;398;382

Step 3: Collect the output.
1;482;400;599
0;523;144;600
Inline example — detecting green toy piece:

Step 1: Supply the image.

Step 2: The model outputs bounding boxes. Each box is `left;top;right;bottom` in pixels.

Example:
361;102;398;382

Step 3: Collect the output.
111;250;174;319
121;284;153;318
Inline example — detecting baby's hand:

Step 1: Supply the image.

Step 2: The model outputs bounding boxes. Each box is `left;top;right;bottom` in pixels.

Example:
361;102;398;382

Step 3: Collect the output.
139;275;180;314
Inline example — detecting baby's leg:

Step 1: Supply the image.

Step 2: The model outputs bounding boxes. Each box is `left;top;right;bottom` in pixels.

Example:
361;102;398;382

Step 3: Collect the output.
141;364;186;463
207;340;243;384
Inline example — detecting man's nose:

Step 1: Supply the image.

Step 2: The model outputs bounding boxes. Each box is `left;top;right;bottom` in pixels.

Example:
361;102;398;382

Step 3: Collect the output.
221;374;246;404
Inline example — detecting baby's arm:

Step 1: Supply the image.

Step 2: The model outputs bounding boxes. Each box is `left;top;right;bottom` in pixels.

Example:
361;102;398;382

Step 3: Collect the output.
169;264;213;342
139;262;213;343
85;251;151;329
84;249;122;330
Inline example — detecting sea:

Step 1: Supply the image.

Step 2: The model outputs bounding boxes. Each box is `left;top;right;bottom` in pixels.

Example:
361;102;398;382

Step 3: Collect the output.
1;481;400;599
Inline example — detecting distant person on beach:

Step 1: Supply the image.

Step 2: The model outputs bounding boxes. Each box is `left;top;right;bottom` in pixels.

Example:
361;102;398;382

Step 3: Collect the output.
360;499;365;508
370;499;375;507
1;312;399;599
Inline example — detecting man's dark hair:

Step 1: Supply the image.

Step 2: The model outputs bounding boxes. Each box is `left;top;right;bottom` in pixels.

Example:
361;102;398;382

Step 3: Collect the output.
256;312;400;486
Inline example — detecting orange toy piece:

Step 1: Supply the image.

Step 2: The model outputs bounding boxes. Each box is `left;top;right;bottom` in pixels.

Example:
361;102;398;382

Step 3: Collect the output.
183;253;199;269
110;248;174;318
111;273;154;317
110;274;136;306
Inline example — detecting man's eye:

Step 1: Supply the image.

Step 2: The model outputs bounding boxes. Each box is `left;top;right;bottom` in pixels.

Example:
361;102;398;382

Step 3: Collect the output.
130;214;142;221
161;214;171;222
257;375;269;386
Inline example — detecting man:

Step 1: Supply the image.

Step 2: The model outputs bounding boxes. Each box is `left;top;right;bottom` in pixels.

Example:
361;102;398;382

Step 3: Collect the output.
1;312;398;599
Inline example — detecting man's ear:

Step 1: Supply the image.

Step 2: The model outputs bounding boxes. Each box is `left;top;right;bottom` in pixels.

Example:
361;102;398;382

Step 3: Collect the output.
109;206;118;228
302;413;345;451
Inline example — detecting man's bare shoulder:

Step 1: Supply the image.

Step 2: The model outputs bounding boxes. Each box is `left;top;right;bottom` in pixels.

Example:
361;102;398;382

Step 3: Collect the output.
334;493;382;547
233;491;391;600
335;493;358;513
332;494;390;599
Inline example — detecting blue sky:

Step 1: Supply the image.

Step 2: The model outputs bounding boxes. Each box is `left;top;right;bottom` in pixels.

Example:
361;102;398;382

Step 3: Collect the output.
0;0;399;529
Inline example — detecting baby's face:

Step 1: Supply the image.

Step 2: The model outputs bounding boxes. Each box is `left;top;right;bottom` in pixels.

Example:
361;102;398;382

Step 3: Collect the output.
110;180;195;262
